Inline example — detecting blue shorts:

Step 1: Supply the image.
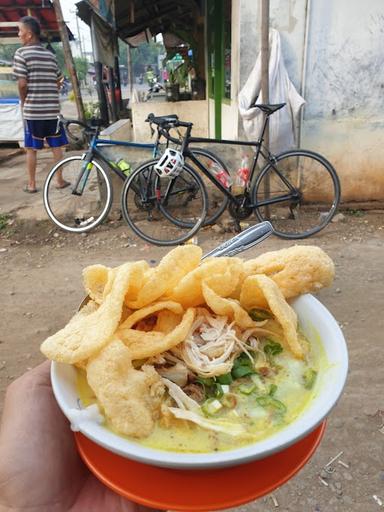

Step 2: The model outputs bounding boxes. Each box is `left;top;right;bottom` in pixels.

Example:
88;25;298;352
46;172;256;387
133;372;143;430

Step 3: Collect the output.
24;119;68;150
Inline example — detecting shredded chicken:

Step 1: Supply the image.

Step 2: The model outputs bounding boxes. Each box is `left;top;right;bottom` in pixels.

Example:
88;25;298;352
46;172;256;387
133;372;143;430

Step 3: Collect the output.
168;407;246;436
178;313;251;377
162;378;200;412
157;313;281;437
156;362;189;387
162;378;246;436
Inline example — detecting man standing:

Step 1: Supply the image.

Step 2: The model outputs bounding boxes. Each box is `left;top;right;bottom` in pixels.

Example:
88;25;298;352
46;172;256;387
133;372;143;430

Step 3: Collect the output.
13;16;69;193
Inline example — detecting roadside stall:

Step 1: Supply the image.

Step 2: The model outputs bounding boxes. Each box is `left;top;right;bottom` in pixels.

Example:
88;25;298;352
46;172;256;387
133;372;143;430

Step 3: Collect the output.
76;0;209;141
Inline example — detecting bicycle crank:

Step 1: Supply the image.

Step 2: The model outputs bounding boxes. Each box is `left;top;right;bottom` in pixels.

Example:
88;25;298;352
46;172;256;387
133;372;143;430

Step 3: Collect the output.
228;195;253;220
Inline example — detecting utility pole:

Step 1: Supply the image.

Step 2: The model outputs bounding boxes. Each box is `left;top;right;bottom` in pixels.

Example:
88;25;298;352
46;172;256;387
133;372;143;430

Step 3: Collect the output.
73;9;84;59
127;44;133;99
52;0;85;122
261;0;270;149
261;0;270;216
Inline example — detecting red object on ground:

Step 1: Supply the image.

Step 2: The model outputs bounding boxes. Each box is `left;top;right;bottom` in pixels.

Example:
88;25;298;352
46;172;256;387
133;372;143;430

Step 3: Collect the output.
74;421;326;511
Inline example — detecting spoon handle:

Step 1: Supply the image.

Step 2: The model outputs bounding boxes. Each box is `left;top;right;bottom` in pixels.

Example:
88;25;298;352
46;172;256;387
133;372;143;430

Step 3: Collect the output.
202;221;274;259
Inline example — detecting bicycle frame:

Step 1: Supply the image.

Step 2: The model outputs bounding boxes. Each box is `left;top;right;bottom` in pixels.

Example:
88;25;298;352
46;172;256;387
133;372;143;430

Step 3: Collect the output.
177;116;297;209
71;128;157;194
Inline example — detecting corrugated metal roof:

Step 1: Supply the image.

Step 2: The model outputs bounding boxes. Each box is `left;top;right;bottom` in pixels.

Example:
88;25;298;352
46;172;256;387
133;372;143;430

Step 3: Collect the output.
0;0;74;42
76;0;202;42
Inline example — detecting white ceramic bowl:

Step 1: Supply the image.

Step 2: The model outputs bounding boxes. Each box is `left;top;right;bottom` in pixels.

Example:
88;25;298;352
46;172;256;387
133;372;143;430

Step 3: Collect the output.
51;294;348;469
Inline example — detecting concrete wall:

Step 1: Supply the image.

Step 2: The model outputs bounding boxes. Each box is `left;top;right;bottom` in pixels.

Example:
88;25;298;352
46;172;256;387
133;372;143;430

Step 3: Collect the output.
131;100;209;142
237;0;384;203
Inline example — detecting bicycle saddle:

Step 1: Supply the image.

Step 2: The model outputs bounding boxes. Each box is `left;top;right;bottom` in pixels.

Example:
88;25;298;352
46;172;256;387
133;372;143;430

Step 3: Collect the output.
146;113;179;125
90;118;105;127
250;103;286;115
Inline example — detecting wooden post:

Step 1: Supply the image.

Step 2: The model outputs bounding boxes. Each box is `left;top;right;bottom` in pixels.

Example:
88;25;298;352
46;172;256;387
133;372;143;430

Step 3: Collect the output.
52;0;85;122
261;0;270;216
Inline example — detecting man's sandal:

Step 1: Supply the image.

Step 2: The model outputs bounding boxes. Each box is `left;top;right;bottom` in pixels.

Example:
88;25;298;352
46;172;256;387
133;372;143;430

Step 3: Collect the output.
23;185;38;194
55;181;71;190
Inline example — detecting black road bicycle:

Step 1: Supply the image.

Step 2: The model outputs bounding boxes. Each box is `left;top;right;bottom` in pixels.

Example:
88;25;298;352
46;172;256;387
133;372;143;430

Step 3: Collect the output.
122;104;340;245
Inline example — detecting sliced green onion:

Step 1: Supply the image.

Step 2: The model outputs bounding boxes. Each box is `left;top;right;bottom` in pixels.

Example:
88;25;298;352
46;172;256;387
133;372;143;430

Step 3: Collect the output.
238;383;257;395
268;383;278;396
303;368;317;390
250;374;267;393
256;396;287;413
201;398;223;416
263;340;283;357
249;308;273;321
213;383;224;398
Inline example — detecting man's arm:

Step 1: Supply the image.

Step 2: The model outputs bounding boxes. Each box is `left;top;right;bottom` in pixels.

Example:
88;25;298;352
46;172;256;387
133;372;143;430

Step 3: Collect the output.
17;78;28;107
13;50;28;108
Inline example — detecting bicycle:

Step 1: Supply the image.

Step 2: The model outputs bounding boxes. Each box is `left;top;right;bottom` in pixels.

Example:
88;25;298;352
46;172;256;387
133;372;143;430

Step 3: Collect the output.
124;104;340;241
43;116;230;245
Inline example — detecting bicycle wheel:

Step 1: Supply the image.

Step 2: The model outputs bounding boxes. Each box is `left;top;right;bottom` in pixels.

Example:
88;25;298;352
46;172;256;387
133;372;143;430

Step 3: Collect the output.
121;160;208;246
253;150;340;239
188;147;230;225
44;155;113;233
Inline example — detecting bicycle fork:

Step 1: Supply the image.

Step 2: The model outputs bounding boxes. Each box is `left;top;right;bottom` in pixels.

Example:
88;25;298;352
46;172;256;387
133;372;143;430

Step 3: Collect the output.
72;156;94;196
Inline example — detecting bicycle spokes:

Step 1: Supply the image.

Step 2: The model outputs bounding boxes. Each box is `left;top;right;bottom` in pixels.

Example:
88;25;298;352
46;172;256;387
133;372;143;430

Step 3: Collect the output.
254;151;340;238
121;160;207;246
44;156;112;233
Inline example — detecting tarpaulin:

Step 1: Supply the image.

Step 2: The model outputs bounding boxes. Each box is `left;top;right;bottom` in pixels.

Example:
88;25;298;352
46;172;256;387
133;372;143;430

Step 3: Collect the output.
0;101;24;144
90;12;118;67
238;29;305;154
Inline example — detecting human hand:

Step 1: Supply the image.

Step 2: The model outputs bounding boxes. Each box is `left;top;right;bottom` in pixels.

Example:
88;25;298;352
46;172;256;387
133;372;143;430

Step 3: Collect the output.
0;361;157;512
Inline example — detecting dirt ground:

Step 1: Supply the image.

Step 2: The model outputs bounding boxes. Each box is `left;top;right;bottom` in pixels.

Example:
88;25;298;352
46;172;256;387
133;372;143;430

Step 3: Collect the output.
0;149;384;510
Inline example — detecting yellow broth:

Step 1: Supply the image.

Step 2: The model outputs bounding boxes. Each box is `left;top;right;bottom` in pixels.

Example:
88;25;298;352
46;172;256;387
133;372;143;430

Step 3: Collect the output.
76;331;326;454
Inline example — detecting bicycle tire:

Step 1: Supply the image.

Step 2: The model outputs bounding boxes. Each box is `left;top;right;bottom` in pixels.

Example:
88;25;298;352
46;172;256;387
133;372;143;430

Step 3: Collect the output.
121;159;208;246
44;155;113;233
188;147;230;225
253;149;341;239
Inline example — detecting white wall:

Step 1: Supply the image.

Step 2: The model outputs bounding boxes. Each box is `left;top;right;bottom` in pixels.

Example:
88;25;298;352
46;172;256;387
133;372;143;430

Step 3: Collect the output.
237;0;384;202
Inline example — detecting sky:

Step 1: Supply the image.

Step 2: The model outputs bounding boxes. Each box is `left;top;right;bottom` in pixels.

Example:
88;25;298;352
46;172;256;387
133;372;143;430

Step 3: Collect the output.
61;0;93;57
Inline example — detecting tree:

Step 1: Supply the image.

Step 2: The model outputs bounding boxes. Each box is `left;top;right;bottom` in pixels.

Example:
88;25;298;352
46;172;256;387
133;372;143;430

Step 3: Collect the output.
118;39;164;78
73;56;88;82
51;43;66;74
0;44;20;64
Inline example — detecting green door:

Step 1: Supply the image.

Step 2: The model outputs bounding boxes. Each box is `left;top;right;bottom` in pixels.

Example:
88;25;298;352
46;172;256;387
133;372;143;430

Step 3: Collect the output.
207;0;232;139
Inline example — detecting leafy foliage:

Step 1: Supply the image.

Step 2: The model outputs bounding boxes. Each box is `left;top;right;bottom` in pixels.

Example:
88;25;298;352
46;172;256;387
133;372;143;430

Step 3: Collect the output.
0;214;10;231
118;40;164;77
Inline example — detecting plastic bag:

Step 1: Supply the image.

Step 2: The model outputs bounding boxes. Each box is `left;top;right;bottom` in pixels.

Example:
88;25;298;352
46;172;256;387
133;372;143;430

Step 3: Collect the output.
238;29;305;154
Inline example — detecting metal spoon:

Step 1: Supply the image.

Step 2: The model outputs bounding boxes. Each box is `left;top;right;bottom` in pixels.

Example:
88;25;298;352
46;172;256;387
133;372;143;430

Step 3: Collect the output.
202;221;273;259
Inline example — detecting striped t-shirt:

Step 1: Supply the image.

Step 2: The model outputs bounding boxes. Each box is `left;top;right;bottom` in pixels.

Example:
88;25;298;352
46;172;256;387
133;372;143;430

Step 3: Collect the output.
13;44;62;120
